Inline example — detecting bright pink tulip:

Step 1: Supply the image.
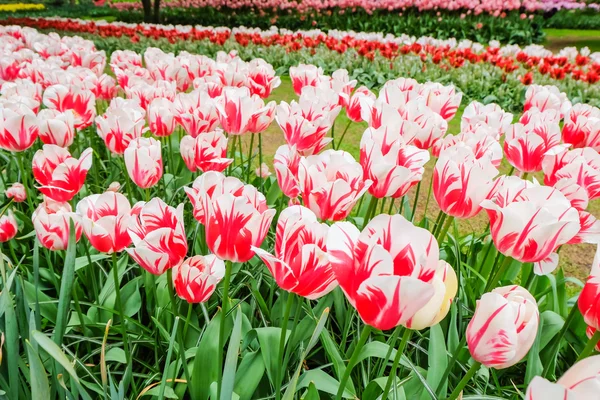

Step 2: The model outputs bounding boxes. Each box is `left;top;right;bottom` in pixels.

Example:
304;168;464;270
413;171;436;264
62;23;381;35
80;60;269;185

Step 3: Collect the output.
273;145;301;200
95;100;147;155
461;101;513;138
173;90;219;138
127;198;187;275
215;87;276;135
434;144;499;219
0;106;38;152
5;183;26;203
481;177;580;275
32;197;82;251
147;98;177;137
185;171;244;225
180;129;232;173
32;145;93;202
562;104;600;149
0;211;18;242
37;109;75;148
420;82;463;121
172;255;225;303
525;355;600;398
298;150;371;221
346;86;375;123
124;138;162;189
76;192;133;253
360;124;429;199
542;146;600;200
327;214;444;330
467;285;539;369
247;59;281;98
523;84;572;118
289;64;325;95
504;119;561;173
204;181;275;263
253;206;336;299
42;84;96;130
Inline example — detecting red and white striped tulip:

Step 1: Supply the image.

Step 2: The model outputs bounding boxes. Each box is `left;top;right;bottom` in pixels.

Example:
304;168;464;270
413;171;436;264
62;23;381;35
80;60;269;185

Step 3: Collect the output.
0;105;38;152
37;109;75;148
185;171;244;225
5;183;26;203
32;145;93;202
419;82;463;121
289;64;325;95
32;197;82;251
172;255;226;303
525;355;600;398
127;198;188;275
504;119;562;173
461;101;513;138
215;87;275;135
0;210;18;243
253;206;336;299
147;98;177;137
273;145;302;201
579;246;600;331
346;86;375;123
125;80;177;111
173;90;219;138
180;129;232;173
95;99;147;155
42;84;96;130
298;150;371;221
523;84;572;118
542;147;600;201
327;214;445;330
432;126;503;167
124;138;163;189
400;100;449;150
467;285;539;369
76;192;133;254
255;163;271;178
519;108;561;126
562;103;600;150
481;177;580;275
247;59;281;99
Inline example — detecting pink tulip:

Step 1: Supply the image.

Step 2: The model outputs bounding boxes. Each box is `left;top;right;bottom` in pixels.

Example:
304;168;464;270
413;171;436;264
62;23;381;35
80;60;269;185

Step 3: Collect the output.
172;255;225;303
523;84;572;119
32;145;93;202
42;84;96;130
467;285;539;369
327;214;445;330
215;87;275;135
481;177;580;275
180;129;232;173
95;99;147;155
255;163;271;178
185;171;245;225
526;355;600;399
562;104;600;150
173;90;219;138
253;205;336;299
127;198;188;275
419;82;463;121
32;197;82;251
461;101;513;138
76;192;133;254
289;64;325;95
0;105;38;152
147;98;177;137
346;86;375;123
434;143;499;219
5;183;26;203
360;124;429;199
273;145;301;200
0;210;18;243
37;109;75;148
504;119;561;173
298;150;371;221
107;182;121;192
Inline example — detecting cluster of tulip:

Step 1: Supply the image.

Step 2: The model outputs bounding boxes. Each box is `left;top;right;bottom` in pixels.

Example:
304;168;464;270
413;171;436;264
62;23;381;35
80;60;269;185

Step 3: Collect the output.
2;24;600;398
4;17;600;86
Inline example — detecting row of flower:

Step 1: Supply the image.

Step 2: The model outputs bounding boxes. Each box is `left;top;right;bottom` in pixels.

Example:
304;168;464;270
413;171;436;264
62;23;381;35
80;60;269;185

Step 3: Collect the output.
1;24;600;399
0;3;44;13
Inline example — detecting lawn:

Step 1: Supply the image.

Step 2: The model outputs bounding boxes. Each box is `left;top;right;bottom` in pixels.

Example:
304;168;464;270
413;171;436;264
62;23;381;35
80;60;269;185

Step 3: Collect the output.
544;28;600;52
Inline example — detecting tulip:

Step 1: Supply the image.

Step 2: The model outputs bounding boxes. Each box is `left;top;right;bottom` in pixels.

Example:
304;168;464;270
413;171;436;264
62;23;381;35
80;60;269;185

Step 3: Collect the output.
327;214;445;330
173;90;219;138
434;143;499;219
180;129;232;173
127;198;187;275
253;206;336;299
95;100;147;155
185;171;245;225
543;147;600;201
172;255;226;303
519;108;561;126
346;86;375;123
204;182;276;263
523;84;572;118
289;64;325;95
273;145;301;201
401;100;449;150
481;177;580;275
255;163;271;178
5;183;26;203
147;98;177;137
460;101;513;138
110;50;142;70
37;109;75;147
32;145;93;202
42;84;96;130
0;105;38;152
76;192;133;253
419;82;463;121
125;80;177;111
32;197;82;251
562;104;600;149
432;126;503;167
215;87;276;135
467;285;539;369
247;59;281;98
525;355;600;398
124;137;163;189
330;69;357;106
504;119;562;173
107;182;121;192
579;247;600;332
360;124;430;199
298;150;371;221
0;211;18;242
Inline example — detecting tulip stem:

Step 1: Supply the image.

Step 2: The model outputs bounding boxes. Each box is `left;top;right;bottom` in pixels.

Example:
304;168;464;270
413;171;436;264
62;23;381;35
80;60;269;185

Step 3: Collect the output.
246;133;255;183
334;120;352;150
577;330;600;362
435;336;467;397
381;328;412;400
335;325;372;400
258;133;263;192
447;361;481;400
410;181;421;222
217;260;233;399
421;174;434;222
275;293;295;400
542;303;579;378
166;268;191;388
363;196;379;229
16;151;35;212
111;253;131;365
437;215;454;243
484;255;513;293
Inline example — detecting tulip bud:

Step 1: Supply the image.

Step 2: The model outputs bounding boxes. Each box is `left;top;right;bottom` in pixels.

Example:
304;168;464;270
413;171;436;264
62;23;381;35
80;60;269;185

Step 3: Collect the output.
0;210;18;242
124;137;163;189
5;183;26;203
172;255;226;303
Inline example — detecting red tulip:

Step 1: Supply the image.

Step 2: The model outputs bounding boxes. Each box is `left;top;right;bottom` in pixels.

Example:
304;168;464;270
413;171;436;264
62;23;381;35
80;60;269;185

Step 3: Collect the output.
467;285;539;369
0;210;18;243
298;150;371;221
147;98;177;137
504;118;561;173
526;355;600;398
95;99;147;155
124;137;163;189
327;214;445;330
0;105;38;152
180;129;232;173
562;104;600;149
76;192;133;254
42;84;96;130
127;198;187;275
5;183;26;203
37;109;75;148
253;206;336;299
32;197;82;251
185;171;245;225
32;145;93;202
172;255;225;303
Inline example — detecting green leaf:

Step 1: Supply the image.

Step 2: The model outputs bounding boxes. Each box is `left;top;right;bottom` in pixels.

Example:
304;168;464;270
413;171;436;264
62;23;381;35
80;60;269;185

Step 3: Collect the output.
255;327;290;386
525;317;544;385
157;317;180;400
105;348;127;364
297;370;353;399
422;325;447;399
320;329;354;394
356;341;408;369
26;340;51;400
142;386;178;399
233;351;265;400
221;307;243;400
303;382;320;400
540;311;564;350
53;219;77;346
74;254;109;271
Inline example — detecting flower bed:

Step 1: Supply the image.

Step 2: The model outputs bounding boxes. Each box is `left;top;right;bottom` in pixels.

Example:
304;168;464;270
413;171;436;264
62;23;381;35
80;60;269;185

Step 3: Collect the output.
0;3;44;13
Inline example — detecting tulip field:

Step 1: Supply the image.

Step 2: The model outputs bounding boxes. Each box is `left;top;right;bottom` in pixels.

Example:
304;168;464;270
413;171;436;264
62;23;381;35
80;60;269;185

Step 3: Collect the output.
3;16;600;400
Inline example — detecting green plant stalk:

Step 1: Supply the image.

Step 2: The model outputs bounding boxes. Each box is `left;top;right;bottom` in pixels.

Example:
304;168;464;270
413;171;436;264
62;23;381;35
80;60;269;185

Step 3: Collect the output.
16;151;35;212
166;268;191;387
437;215;454;243
432;210;445;237
335;325;372;400
381;328;412;400
421;174;434;222
120;157;134;205
435;336;467;396
275;293;296;400
334;120;352;150
258;133;264;192
410;181;421;222
217;259;233;399
246;132;255;182
376;325;401;377
484;255;513;293
111;253;131;364
447;361;481;400
542;303;580;378
363;196;379;229
577;329;600;362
